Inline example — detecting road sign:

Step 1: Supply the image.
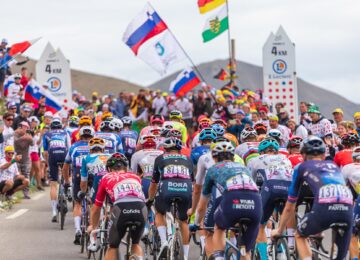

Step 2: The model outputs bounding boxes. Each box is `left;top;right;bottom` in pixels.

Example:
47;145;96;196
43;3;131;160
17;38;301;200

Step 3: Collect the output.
263;26;298;121
36;42;73;111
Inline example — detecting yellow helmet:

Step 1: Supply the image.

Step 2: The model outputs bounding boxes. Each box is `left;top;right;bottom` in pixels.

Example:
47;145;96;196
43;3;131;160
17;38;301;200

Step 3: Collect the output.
79;116;92;126
101;112;113;121
4;146;14;153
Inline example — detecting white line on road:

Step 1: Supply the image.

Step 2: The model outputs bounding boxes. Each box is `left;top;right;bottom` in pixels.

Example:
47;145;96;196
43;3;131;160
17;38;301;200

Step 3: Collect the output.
6;209;29;219
32;193;45;201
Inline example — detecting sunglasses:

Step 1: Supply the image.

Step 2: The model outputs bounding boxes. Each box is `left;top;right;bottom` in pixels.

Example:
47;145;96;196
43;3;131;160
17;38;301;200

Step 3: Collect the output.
6;118;13;121
6;152;14;155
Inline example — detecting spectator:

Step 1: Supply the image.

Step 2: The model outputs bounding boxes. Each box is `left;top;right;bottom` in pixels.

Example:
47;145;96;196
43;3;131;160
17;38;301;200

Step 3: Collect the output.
28;117;43;191
115;92;126;118
307;105;333;140
332;108;344;134
0;38;10;92
299;101;311;127
175;95;193;129
13;104;31;130
227;109;252;141
193;89;212;119
20;67;31;89
275;102;284;116
34;103;46;121
286;119;308;140
7;102;18;116
258;106;269;125
2;112;14;148
278;108;290;126
152;90;167;117
268;114;291;144
354;112;360;136
40;111;53;129
251;111;260;124
7;73;23;112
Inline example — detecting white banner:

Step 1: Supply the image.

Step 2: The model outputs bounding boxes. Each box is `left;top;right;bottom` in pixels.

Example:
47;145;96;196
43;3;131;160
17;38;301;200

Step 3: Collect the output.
36;42;73;110
262;26;298;121
138;31;186;75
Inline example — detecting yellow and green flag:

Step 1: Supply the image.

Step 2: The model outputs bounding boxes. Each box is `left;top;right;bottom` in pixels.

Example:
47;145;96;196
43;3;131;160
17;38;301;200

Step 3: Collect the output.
202;6;229;42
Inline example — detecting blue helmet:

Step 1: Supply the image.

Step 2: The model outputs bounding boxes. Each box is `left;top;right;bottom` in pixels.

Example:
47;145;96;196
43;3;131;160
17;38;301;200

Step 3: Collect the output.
258;138;279;153
199;128;217;141
211;124;225;136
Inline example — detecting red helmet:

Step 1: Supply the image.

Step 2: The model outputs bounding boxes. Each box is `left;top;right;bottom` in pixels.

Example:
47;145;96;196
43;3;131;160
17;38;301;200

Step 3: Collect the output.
150;127;162;137
150;115;164;125
288;136;303;148
139;135;157;149
254;122;268;134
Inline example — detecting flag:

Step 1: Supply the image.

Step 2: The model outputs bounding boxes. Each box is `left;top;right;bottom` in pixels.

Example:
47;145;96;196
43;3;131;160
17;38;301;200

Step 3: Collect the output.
123;3;168;55
198;0;226;14
214;68;229;81
169;68;200;97
8;38;41;57
3;75;15;97
24;80;62;113
202;6;228;43
138;31;186;75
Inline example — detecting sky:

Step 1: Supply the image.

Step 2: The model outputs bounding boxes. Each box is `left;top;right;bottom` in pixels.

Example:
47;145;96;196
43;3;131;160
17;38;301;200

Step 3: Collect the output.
2;0;360;103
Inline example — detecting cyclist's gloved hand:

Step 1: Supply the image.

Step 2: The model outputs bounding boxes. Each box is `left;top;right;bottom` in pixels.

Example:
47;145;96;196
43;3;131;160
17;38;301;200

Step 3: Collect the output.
146;199;154;210
64;183;70;195
189;224;200;232
77;191;86;200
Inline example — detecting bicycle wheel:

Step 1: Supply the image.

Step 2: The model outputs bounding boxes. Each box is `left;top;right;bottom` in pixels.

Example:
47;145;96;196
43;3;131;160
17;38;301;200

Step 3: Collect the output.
151;226;161;260
80;215;86;253
272;238;290;260
59;198;67;230
309;238;320;260
225;246;237;260
168;230;184;260
251;248;261;260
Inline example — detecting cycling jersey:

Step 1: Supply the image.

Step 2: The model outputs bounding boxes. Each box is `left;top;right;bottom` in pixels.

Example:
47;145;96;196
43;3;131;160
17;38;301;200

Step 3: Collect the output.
94;131;124;154
224;132;239;147
235;142;259;158
81;153;111;202
119;129;138;160
190;145;210;166
65;126;77;138
334;149;353;168
287;153;304;168
191;132;201;148
342;163;360;197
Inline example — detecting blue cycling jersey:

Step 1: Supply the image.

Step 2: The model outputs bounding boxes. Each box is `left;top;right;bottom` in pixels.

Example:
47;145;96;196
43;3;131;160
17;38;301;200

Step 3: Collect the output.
65;140;90;173
94;131;124;154
190;145;210;166
288;160;353;205
119;129;138;157
43;129;71;152
65;126;77;138
202;161;258;197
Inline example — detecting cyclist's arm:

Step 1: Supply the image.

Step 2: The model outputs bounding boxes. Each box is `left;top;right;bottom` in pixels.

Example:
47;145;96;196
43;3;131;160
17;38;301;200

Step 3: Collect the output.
62;163;71;184
89;205;101;230
80;157;88;193
196;194;210;225
149;157;161;200
276;201;296;234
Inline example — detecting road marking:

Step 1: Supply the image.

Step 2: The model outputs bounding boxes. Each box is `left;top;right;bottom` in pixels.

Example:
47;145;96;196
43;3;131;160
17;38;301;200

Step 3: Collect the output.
32;193;45;201
6;209;29;219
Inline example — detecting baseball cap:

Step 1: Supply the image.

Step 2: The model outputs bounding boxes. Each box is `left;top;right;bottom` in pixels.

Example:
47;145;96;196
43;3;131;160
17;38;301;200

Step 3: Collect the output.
44;111;53;118
1;38;8;44
332;108;344;115
92;91;98;97
22;105;32;112
237;109;245;116
268;114;279;121
308;105;321;114
4;146;14;153
279;108;287;114
354;112;360;119
7;101;17;109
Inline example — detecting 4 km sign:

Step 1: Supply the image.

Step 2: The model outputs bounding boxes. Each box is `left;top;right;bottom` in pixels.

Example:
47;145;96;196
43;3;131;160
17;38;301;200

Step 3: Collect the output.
263;26;298;121
36;42;72;110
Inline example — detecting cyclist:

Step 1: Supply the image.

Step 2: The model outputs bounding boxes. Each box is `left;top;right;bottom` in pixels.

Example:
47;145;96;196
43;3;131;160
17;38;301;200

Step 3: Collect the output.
267;129;289;156
190;128;217;166
147;137;194;260
43;118;71;222
165;129;191;157
163;110;188;145
63;126;95;244
249;138;294;258
95;119;123;154
287;136;304;168
191;117;211;148
110;117;124;133
139;114;164;137
254;122;268;141
130;134;163;198
334;133;360;167
89;153;147;260
71;116;93;143
235;127;259;158
341;146;360;260
65;116;79;138
271;136;353;260
212;119;239;147
196;141;261;259
119;116;138;161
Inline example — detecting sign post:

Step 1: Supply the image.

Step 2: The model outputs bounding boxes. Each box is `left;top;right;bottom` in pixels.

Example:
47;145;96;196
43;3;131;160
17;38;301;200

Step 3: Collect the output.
263;26;298;121
36;42;73;110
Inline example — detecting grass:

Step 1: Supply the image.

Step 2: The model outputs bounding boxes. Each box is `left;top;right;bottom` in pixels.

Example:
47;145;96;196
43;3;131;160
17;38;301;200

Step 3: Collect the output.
0;185;40;211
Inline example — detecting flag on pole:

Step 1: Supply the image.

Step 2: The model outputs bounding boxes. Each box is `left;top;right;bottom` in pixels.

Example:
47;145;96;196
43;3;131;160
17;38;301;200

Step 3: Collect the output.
202;6;229;43
24;80;62;113
198;0;226;14
170;68;200;97
8;38;41;57
123;3;168;55
214;68;229;81
138;31;186;75
3;75;15;96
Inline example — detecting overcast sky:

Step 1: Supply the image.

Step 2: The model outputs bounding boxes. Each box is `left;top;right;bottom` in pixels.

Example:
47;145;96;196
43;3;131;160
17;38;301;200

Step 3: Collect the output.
2;0;360;103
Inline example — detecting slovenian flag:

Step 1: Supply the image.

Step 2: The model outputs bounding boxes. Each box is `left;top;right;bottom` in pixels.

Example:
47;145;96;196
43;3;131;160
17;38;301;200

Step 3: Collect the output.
198;0;226;14
3;75;15;97
24;80;62;113
169;68;201;97
123;3;168;55
8;38;41;57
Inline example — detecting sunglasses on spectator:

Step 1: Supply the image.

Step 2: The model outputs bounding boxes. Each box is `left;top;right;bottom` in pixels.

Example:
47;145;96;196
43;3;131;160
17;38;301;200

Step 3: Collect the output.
6;152;14;155
5;118;13;121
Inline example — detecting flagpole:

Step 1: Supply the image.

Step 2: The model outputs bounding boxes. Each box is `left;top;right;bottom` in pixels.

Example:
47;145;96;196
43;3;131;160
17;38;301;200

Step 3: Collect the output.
225;0;235;86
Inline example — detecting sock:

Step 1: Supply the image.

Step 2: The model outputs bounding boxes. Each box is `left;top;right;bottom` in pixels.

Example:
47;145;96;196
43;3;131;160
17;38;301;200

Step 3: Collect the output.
157;226;167;244
287;228;295;248
257;242;268;260
303;257;312;260
74;216;81;232
183;244;190;260
51;200;57;216
265;227;271;238
200;235;206;253
230;236;237;246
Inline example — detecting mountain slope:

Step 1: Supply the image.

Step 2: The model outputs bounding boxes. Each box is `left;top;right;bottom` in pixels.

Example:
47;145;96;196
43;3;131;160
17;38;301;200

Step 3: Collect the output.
149;59;359;119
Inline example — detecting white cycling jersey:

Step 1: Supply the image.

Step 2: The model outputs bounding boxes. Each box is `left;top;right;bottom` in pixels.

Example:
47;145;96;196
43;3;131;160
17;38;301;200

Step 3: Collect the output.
342;163;360;195
235;141;259;159
196;151;215;185
131;149;164;180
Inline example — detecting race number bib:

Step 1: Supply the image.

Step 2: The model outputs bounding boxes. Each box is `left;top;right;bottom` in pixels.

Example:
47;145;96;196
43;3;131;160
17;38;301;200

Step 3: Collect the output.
164;164;190;179
75;155;87;167
113;180;144;200
226;174;258;191
141;164;154;179
266;163;293;181
50;140;66;149
318;184;353;204
125;138;136;148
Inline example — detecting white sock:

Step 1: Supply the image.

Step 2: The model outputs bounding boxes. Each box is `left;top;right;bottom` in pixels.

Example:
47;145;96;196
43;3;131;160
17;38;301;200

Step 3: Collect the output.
183;244;190;260
200;235;206;253
230;236;237;246
74;216;81;232
157;226;167;244
51;200;57;216
303;257;312;260
287;228;295;248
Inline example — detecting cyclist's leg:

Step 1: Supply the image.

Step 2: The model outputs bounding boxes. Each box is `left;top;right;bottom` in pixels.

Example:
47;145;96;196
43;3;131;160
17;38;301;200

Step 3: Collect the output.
48;155;59;217
73;171;82;241
107;205;123;259
154;191;169;246
177;190;192;260
129;201;147;257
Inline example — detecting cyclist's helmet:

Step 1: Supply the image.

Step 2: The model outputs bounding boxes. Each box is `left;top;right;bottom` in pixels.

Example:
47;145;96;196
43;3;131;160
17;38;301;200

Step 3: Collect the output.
89;137;105;150
50;118;62;130
288;136;303;148
352;146;360;161
169;110;182;120
106;153;129;169
258;138;280;153
199;118;211;130
211;124;225;137
213;119;227;128
199;128;217;141
240;127;257;142
160;124;174;137
167;129;182;140
100;120;115;131
254;123;268;134
301;136;326;155
211;141;235;157
150;115;165;125
267;129;282;143
79;126;95;138
150;127;162;137
121;116;133;126
111;118;123;131
139;135;157;149
101;112;113;121
341;133;360;146
79;116;92;126
69;116;79;127
163;137;182;150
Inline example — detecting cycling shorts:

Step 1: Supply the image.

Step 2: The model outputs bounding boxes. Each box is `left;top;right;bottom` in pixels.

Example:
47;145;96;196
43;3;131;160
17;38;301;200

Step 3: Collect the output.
72;168;81;202
108;201;147;248
48;149;67;182
204;187;222;228
155;179;192;221
261;180;290;224
141;178;151;200
214;190;262;251
297;202;353;260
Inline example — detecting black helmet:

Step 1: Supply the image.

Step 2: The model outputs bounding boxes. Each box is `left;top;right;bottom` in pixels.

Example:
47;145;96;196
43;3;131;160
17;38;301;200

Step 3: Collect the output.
50;119;62;130
341;133;360;146
106;153;128;169
301;136;326;155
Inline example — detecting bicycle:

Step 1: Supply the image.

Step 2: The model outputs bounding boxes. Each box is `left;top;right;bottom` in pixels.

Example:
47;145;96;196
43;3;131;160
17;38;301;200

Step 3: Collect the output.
141;207;160;260
97;202;111;260
57;163;69;230
120;220;144;260
190;226;213;260
80;193;92;258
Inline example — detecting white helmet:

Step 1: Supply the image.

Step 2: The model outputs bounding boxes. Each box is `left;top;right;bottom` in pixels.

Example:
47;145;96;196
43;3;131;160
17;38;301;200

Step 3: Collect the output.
268;129;282;141
240;127;257;142
79;126;95;137
353;147;360;161
14;73;21;79
211;141;235;157
111;118;123;131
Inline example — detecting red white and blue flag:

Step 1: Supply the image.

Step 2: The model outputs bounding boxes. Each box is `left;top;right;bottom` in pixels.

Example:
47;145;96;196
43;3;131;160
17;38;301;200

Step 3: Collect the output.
8;38;41;57
24;80;62;113
3;75;15;97
169;68;201;97
123;3;168;55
